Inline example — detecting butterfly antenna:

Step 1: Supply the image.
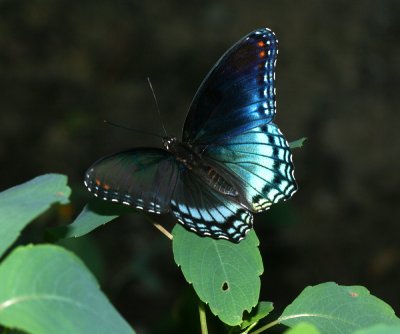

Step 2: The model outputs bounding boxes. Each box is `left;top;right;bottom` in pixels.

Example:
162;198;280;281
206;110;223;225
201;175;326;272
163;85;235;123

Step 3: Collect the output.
103;120;163;139
147;77;168;137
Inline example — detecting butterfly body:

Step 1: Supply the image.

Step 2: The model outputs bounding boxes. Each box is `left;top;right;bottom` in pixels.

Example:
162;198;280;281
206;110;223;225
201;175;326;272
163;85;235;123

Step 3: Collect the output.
85;28;297;243
163;137;239;197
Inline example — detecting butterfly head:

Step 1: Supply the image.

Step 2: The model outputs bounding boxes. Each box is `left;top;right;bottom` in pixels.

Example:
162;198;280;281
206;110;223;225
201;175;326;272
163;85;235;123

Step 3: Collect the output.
163;137;195;165
162;137;178;151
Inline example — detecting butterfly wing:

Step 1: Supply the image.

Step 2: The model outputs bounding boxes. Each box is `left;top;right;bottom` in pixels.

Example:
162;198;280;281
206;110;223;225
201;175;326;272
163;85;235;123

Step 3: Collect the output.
84;148;178;213
203;123;297;213
182;28;297;213
183;28;278;145
170;168;253;243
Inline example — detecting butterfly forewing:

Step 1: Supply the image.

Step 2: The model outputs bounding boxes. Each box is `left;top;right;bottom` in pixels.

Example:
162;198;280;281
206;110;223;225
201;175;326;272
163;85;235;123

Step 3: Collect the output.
170;168;253;243
85;148;178;213
183;28;278;145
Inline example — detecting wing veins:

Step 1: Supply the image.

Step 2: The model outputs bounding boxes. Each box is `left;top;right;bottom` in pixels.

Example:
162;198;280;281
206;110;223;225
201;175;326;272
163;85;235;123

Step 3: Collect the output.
223;159;294;185
214;146;291;164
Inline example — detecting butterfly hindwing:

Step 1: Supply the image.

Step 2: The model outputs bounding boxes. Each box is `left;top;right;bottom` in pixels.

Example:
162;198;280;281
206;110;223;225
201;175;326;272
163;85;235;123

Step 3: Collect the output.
85;148;178;213
183;28;278;145
204;123;297;212
170;168;253;243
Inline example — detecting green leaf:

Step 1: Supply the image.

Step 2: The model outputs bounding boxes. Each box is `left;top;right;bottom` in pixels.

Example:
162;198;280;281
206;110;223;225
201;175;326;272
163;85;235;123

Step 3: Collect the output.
172;224;263;326
283;322;321;334
0;174;71;257
289;137;307;149
0;244;135;334
279;282;400;334
47;200;134;240
241;301;274;329
353;324;400;334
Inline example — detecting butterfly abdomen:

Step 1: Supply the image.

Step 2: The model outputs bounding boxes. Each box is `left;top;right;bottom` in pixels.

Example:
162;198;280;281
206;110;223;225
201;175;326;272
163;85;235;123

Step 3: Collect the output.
198;165;238;197
165;138;238;197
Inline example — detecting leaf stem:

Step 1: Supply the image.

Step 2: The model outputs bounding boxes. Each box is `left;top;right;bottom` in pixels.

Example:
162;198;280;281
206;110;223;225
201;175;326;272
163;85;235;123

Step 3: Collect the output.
249;319;280;334
198;300;208;334
241;321;259;334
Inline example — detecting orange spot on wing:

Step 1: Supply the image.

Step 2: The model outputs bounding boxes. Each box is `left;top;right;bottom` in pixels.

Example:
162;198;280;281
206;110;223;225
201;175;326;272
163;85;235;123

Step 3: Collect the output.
257;41;265;47
259;50;266;58
95;179;101;186
349;292;359;297
103;183;111;190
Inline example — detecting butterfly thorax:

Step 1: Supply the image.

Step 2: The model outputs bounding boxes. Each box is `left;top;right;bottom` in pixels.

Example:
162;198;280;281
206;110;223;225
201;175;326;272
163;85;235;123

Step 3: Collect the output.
163;137;239;197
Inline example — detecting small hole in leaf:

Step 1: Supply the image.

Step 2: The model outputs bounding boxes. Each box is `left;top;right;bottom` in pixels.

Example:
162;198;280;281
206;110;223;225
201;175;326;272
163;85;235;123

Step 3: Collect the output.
222;282;229;291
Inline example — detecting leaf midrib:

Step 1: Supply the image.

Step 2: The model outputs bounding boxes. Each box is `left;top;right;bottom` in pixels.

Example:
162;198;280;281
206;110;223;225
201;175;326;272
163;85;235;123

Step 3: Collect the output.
0;293;93;314
279;312;362;328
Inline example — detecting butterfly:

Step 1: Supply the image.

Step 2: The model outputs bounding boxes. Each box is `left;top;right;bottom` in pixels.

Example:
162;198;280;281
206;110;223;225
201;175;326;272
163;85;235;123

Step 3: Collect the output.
84;28;297;243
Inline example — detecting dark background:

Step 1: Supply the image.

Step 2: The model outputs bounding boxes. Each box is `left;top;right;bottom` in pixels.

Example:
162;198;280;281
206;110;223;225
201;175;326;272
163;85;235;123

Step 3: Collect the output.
1;1;399;333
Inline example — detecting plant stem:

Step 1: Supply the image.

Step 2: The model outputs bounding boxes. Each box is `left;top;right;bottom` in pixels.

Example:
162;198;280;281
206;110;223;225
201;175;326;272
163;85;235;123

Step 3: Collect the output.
198;300;208;334
249;319;280;334
152;222;173;240
144;216;173;240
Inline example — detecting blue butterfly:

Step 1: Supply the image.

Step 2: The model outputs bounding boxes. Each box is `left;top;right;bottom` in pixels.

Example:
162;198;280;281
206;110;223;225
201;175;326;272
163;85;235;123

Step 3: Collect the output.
84;28;297;243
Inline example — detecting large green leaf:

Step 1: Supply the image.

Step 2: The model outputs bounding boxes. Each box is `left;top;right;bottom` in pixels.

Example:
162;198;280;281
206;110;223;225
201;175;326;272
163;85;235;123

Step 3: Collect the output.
283;322;321;334
353;324;400;334
279;282;400;333
0;244;135;334
172;224;263;326
0;174;71;257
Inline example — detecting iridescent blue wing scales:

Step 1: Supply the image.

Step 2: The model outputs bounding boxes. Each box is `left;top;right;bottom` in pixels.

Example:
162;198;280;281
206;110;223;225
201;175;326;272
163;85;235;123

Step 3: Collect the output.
170;169;253;242
204;123;297;212
183;28;278;145
85;148;178;213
